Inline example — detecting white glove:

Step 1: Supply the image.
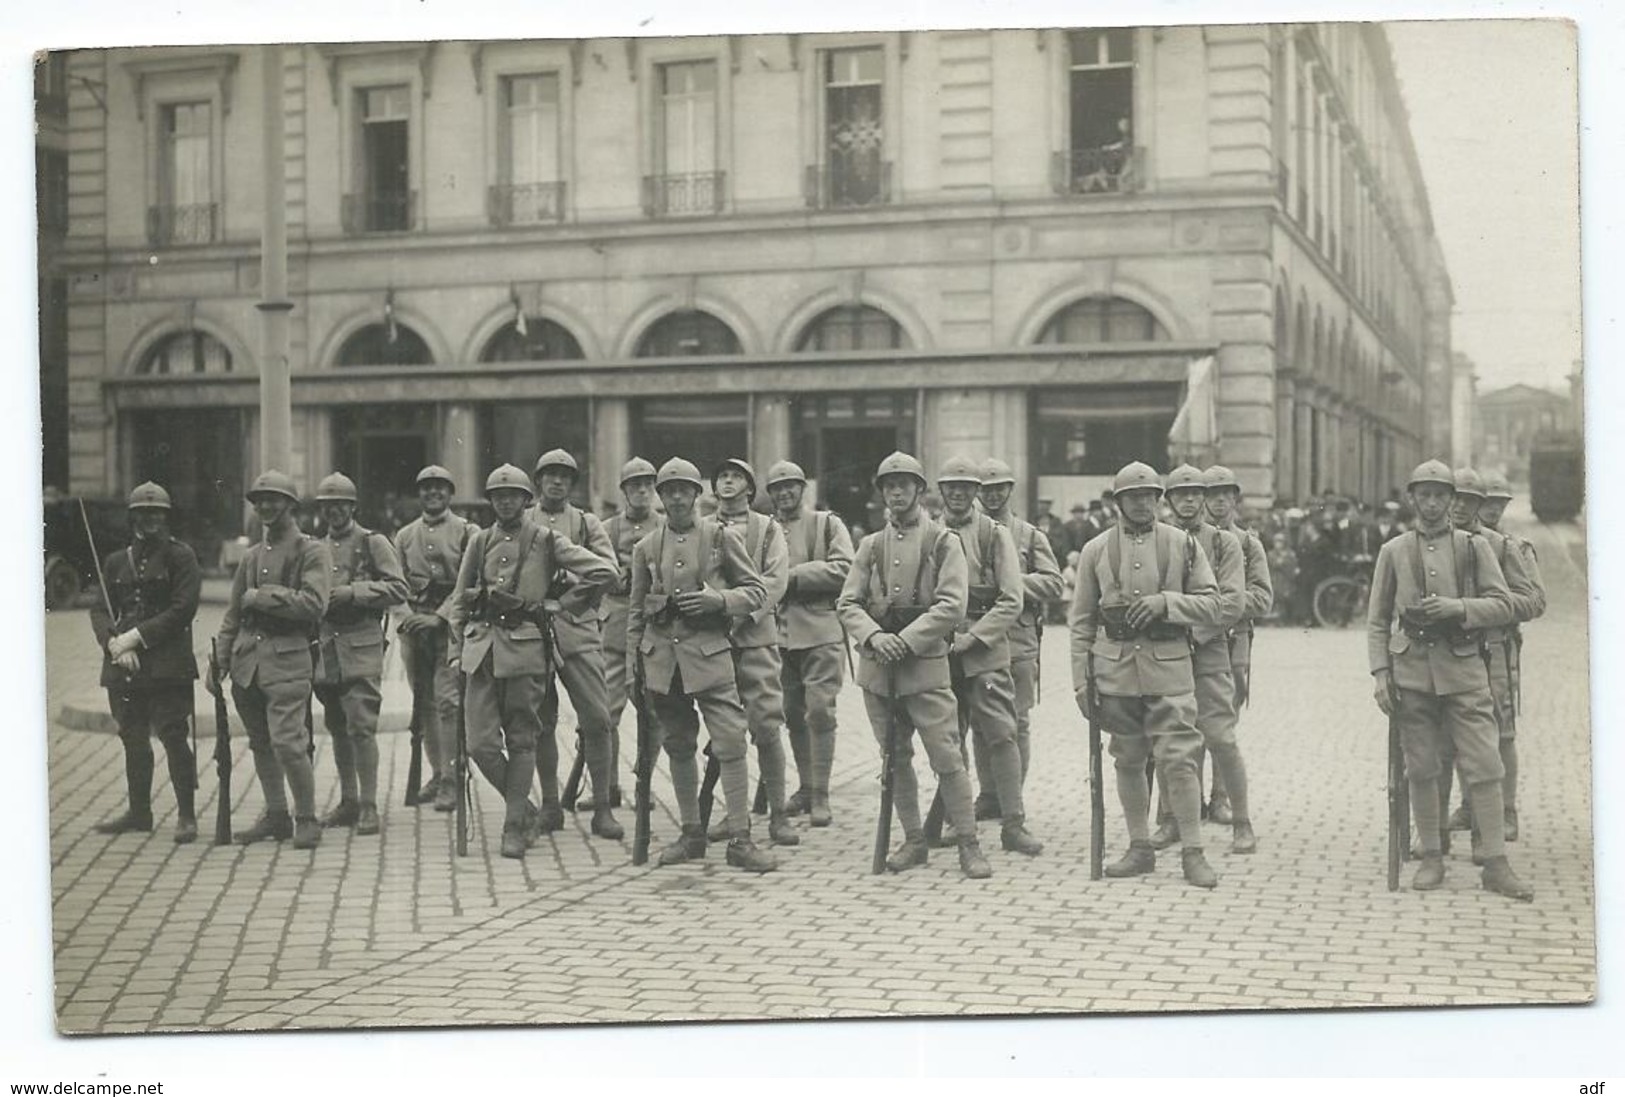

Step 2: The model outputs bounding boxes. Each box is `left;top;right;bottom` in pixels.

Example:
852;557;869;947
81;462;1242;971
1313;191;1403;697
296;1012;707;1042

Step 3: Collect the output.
113;650;141;673
107;629;142;657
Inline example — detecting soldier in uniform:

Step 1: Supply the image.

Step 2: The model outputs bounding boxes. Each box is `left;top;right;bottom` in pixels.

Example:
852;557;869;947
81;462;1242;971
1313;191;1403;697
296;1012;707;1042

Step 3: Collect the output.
311;473;409;836
933;456;1044;856
211;471;332;850
393;465;475;812
766;459;853;828
837;452;992;879
973;457;1064;818
525;448;624;836
600;457;663;793
89;482;203;842
1366;460;1532;899
1069;462;1227;888
1439;468;1543;846
1201;465;1273;829
625;458;778;872
707;458;798;846
446;465;619;859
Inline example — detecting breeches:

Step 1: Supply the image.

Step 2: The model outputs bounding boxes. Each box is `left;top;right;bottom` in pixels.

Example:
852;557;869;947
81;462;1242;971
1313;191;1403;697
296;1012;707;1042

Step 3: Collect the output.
782;644;843;738
649;672;749;764
862;688;965;777
1397;687;1504;785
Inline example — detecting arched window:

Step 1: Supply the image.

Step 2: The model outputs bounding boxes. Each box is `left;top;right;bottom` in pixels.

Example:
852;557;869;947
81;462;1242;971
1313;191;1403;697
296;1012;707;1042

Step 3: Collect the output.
1036;296;1168;344
634;310;741;357
480;317;585;362
794;304;910;352
337;323;433;367
139;330;234;375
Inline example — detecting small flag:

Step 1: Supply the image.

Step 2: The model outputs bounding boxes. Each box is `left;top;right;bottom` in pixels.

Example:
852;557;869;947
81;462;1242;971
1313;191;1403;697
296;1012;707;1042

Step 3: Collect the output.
1168;354;1219;467
512;287;528;338
384;289;398;344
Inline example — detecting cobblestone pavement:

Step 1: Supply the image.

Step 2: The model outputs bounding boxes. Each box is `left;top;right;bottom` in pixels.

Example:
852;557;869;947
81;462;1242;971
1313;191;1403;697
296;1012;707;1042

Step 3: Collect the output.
41;508;1596;1034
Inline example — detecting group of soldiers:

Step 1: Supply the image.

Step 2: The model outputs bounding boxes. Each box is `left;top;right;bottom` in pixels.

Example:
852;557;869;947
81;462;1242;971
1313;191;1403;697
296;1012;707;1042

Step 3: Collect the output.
83;445;1540;899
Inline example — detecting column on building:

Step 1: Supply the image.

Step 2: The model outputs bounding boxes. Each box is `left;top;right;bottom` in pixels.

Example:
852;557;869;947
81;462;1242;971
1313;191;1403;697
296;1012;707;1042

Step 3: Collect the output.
440;403;480;504
750;393;793;487
589;397;632;514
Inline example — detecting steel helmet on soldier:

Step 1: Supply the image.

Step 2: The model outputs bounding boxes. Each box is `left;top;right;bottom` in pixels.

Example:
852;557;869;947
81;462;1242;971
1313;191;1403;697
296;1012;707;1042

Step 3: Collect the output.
1452;467;1486;498
1109;462;1163;497
415;465;455;491
656;457;705;492
126;481;172;511
1483;472;1514;500
936;455;983;485
712;457;758;498
764;460;807;490
315;472;360;503
484;463;535;498
1164;464;1206;492
619;456;658;486
1204;465;1241;492
873;451;928;488
978;457;1016;487
246;470;300;504
1406;460;1455;492
533;448;579;478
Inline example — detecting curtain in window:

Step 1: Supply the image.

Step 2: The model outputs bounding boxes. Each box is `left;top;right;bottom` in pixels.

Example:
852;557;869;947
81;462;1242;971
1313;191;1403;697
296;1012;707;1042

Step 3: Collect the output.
660;62;716;178
506;74;560;186
165;103;211;209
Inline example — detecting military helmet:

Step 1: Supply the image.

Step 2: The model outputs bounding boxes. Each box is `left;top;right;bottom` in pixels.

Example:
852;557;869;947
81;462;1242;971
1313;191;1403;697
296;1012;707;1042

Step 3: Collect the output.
712;457;758;497
873;451;928;488
619;456;658;486
1204;465;1241;492
315;472;360;503
1109;462;1163;498
656;457;705;493
126;481;172;511
1163;464;1206;493
936;455;983;486
978;457;1016;487
533;448;580;477
246;470;299;504
1406;459;1456;492
1483;472;1514;501
1452;467;1486;498
764;460;807;490
484;463;535;498
415;465;455;491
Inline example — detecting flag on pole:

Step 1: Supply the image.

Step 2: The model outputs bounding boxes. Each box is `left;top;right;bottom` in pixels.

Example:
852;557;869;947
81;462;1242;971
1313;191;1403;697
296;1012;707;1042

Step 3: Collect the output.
512;286;528;338
384;289;398;344
1168;354;1219;467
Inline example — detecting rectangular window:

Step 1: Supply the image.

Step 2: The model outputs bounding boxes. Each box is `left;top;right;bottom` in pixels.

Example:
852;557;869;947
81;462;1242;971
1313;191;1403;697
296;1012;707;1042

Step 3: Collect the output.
153;101;214;244
646;60;721;216
821;47;886;207
1063;29;1135;193
359;85;411;232
494;73;563;224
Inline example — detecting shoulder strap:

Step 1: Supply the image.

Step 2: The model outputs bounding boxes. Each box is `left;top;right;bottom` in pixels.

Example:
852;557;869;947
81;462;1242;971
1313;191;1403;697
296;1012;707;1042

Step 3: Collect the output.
977;514;997;585
1178;530;1192;594
805;510;824;563
1408;530;1428;595
1108;526;1122;594
279;534;308;590
1458;530;1476;598
501;525;539;595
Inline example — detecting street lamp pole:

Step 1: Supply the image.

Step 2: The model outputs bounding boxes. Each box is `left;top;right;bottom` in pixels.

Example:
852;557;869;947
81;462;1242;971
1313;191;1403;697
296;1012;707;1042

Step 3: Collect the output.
256;43;294;474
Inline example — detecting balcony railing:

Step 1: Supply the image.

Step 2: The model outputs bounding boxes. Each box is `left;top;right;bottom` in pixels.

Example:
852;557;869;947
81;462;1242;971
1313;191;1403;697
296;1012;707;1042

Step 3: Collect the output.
488;181;567;226
341;190;417;235
641;172;726;217
145;203;218;246
804;161;893;210
1051;146;1144;196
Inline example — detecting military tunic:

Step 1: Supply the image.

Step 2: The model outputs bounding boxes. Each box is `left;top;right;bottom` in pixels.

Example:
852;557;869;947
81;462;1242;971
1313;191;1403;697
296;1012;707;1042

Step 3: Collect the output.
602;508;662;731
777;506;853;795
393;510;475;780
716;506;789;741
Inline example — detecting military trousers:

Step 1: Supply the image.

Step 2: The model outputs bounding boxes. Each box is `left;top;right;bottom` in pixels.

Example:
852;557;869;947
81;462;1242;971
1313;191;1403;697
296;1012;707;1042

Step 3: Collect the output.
232;677;317;820
648;669;751;833
538;648;617;805
314;677;383;808
400;624;461;779
950;663;1026;823
1098;692;1205;848
862;685;977;841
1397;684;1509;860
463;657;546;830
107;681;196;820
782;643;843;796
603;640;630;734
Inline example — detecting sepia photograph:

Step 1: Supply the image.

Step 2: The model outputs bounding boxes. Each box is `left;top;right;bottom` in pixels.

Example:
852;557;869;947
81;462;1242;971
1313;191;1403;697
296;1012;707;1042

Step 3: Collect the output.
8;0;1621;1082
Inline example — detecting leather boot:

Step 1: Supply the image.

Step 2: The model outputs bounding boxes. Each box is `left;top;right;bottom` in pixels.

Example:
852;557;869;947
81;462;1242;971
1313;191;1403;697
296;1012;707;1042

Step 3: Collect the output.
928;824;962;849
1447;802;1474;831
500;826;527;859
1000;817;1044;856
707;817;735;842
434;770;458;813
1481;855;1534;901
415;775;440;805
1230;820;1258;855
1181;847;1218;889
973;794;1003;822
886;834;929;873
235;810;293;844
768;808;800;847
590;804;625;841
94;811;154;835
291;816;322;850
1504;807;1520;843
536;802;565;834
784;789;810;817
809;790;832;828
1470;828;1486;867
725;835;779;873
319;800;360;829
1207;794;1234;825
658;824;707;866
355;803;381;836
958;838;993;880
1149;819;1181;851
172;817;198;845
1411;853;1445;890
1104;840;1156;878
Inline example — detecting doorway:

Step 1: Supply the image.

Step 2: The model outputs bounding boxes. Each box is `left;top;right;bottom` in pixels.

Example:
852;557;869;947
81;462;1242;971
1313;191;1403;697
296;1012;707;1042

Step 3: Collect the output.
810;425;904;538
334;406;435;534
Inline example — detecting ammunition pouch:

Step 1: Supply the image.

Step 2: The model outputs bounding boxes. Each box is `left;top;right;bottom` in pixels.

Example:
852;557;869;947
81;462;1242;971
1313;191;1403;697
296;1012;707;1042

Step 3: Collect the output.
410;581;454;612
245;609;315;638
1399;607;1469;646
324;602;377;628
966;584;999;619
474;588;540;631
788;589;839;610
644;593;681;629
1100;604;1188;643
869;602;929;633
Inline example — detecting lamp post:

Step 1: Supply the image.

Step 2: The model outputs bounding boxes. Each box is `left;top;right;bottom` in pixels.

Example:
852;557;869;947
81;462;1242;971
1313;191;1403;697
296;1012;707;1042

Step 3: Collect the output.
256;43;294;473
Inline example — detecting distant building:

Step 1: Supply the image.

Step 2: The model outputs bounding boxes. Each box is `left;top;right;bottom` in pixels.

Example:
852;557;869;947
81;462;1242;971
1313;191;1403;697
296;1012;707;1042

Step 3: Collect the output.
46;25;1449;548
1474;382;1575;478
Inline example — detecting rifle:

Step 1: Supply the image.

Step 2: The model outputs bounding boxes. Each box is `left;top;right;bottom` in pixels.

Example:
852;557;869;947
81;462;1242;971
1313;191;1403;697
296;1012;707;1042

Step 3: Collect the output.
872;665;899;874
81;499;131;682
698;744;722;834
1386;675;1408;891
1087;656;1104;881
209;639;233;845
454;670;469;857
403;628;433;807
631;660;654;865
921;669;971;844
752;777;768;816
561;733;587;811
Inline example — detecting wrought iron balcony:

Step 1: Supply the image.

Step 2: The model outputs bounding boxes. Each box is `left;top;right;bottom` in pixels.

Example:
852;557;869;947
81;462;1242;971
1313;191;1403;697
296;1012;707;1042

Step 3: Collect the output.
341;190;417;235
803;161;893;209
1051;146;1144;196
145;203;218;246
641;172;726;217
487;181;567;226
